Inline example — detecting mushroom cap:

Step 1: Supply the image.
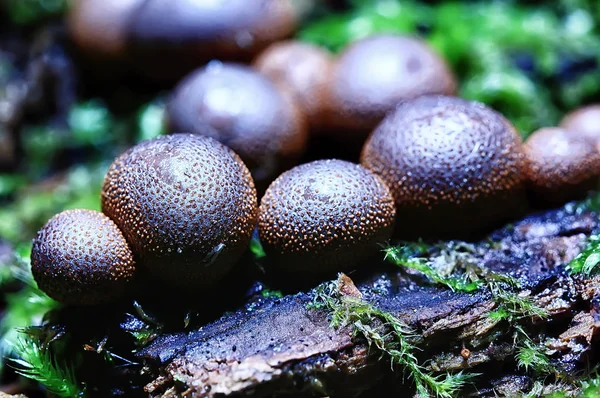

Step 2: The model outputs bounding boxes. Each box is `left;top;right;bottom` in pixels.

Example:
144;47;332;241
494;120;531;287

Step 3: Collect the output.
101;134;258;288
130;0;296;53
524;127;600;203
258;159;396;274
68;0;299;79
166;62;308;184
325;34;457;132
129;0;297;79
31;209;135;305
560;105;600;143
253;40;333;127
360;95;527;238
67;0;143;59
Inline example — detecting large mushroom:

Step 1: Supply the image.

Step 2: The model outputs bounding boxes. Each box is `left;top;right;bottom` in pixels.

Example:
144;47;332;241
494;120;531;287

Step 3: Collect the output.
258;159;396;277
101;134;258;289
361;95;527;238
324;34;457;135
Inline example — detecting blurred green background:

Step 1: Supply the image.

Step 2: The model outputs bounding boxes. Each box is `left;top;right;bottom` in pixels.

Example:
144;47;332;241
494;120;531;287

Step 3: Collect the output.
1;0;599;246
0;0;599;394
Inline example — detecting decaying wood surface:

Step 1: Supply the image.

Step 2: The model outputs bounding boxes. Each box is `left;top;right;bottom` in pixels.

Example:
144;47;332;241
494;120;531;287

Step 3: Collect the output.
138;204;600;397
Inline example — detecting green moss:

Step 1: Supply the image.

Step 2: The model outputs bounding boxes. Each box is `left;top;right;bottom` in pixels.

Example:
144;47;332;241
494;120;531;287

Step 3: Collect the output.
310;275;477;397
250;236;266;259
136;100;167;143
384;245;481;292
10;331;84;397
261;289;283;299
0;164;105;243
567;235;600;274
0;247;59;373
2;0;68;25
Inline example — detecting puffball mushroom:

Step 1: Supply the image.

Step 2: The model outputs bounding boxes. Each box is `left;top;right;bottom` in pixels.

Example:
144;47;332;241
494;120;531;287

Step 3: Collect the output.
166;62;308;185
361;95;527;238
560;105;600;144
31;209;135;305
68;0;300;80
67;0;143;59
253;40;333;128
324;34;457;133
101;134;258;289
258;159;396;275
524;127;600;203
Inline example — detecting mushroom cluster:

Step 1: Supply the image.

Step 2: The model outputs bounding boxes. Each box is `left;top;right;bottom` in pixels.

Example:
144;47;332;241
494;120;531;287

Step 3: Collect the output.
165;33;457;186
31;27;600;305
33;134;258;303
166;62;308;188
68;0;302;79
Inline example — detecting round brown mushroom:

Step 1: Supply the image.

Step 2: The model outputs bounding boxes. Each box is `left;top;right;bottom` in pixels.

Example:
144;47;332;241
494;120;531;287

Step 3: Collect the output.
253;40;333;128
560;105;600;144
258;159;396;275
360;95;527;238
31;209;136;305
324;34;457;134
102;134;258;289
68;0;301;80
524;127;600;203
166;62;308;186
67;0;142;59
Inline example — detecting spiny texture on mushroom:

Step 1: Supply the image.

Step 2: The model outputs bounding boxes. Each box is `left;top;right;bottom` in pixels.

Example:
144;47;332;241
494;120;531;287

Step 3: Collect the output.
361;95;527;238
524;127;600;203
167;62;308;184
325;34;457;132
560;105;600;144
101;134;257;288
31;209;135;305
258;159;396;274
253;40;333;127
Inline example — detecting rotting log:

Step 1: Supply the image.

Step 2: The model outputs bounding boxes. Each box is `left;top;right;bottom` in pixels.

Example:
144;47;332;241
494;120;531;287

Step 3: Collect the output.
137;204;600;397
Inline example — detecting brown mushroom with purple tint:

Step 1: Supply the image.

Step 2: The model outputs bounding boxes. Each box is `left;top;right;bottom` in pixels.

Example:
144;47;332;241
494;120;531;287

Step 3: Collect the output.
67;0;142;59
324;34;457;134
31;209;136;305
524;127;600;204
361;95;527;238
102;134;258;289
253;40;333;129
68;0;301;80
166;62;308;186
560;105;600;144
258;159;396;275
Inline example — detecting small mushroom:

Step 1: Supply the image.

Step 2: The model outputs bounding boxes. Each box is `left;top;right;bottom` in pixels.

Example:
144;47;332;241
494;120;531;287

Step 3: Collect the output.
559;105;600;144
253;40;333;128
324;34;457;134
258;159;396;275
524;127;600;204
361;95;527;238
101;134;258;289
67;0;142;59
166;62;308;187
31;209;135;305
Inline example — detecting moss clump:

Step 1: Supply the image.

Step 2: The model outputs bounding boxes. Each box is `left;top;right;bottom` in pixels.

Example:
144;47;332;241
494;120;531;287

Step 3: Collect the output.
310;274;477;397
